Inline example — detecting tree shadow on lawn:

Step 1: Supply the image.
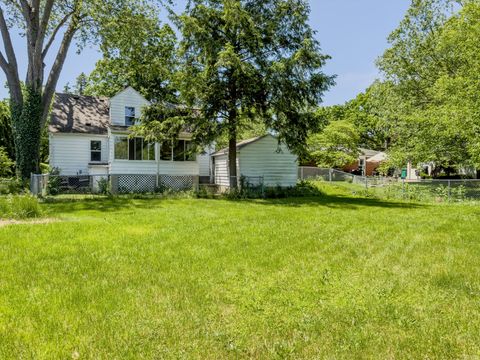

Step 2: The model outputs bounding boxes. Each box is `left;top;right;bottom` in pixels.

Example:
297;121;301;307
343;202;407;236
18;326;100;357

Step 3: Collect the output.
236;194;425;210
41;196;166;215
43;194;424;215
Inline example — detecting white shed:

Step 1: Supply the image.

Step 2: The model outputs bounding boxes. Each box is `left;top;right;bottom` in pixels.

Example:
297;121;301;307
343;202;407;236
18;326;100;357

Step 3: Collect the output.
211;135;298;187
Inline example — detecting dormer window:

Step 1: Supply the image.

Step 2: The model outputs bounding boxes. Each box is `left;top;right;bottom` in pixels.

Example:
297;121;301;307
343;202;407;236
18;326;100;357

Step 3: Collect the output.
125;106;135;126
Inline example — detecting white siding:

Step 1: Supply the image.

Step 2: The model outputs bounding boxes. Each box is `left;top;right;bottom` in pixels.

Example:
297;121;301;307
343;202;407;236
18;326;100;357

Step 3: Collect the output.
213;154;240;186
239;136;298;187
109;87;150;126
198;145;215;177
214;155;229;186
213;135;298;187
50;134;108;175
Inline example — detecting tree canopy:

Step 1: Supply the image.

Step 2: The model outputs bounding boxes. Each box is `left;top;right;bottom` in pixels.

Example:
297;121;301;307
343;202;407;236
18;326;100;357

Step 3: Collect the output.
375;0;480;173
307;120;360;168
311;0;480;177
85;11;178;101
135;0;334;187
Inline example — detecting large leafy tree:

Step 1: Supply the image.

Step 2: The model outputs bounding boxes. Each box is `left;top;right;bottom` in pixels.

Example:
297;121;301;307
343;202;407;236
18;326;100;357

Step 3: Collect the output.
85;11;177;101
0;0;166;179
169;0;333;187
307;120;360;168
315;81;398;153
375;0;480;173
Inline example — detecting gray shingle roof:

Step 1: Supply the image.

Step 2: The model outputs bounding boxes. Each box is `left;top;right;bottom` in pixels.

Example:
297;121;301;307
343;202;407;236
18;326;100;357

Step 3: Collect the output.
49;93;110;135
359;148;382;159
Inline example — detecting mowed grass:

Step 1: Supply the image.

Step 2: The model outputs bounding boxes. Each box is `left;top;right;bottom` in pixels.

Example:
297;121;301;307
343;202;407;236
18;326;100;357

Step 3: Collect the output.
1;188;480;359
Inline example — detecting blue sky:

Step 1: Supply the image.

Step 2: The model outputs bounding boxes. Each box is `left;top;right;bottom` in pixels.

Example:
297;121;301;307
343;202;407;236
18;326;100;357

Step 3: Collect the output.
0;0;410;105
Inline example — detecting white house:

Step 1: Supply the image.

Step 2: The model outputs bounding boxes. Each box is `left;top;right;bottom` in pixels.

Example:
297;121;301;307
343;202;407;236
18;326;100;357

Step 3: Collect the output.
48;87;212;185
48;87;298;192
211;134;298;187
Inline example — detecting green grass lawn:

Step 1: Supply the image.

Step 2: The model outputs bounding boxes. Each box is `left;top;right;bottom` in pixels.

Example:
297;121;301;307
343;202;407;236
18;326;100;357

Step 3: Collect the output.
1;188;480;359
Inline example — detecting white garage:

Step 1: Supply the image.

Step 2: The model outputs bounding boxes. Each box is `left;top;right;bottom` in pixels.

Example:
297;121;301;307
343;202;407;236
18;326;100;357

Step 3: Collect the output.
211;134;298;187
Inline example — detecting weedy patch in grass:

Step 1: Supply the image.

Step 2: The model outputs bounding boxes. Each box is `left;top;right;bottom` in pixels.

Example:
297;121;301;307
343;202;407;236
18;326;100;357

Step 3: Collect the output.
0;194;42;219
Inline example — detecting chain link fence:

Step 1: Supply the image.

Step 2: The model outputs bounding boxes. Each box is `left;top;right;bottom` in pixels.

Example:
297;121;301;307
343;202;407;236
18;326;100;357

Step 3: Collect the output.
30;174;199;196
383;179;480;202
213;175;264;189
299;167;368;184
299;167;480;202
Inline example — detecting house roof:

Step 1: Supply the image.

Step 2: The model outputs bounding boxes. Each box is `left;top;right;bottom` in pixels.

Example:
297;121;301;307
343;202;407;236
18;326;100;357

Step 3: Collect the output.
211;135;271;157
49;93;110;135
359;148;382;159
110;86;151;105
367;151;387;163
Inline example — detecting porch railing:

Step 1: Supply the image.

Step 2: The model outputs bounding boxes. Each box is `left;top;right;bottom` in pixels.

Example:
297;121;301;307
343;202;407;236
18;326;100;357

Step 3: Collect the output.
30;174;199;196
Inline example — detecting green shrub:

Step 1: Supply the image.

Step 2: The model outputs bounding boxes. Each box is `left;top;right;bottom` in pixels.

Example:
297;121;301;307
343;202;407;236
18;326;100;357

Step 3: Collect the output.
195;185;218;199
0;178;23;195
97;177;111;195
224;180;324;199
451;185;467;201
0;147;14;177
47;167;62;196
0;194;41;219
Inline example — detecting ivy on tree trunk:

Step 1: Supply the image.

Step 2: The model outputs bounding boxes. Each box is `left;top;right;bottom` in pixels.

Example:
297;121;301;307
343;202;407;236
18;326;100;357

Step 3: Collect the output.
12;88;43;179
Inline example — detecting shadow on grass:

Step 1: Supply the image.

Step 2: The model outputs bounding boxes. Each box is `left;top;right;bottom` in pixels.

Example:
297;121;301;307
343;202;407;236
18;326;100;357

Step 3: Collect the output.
243;194;426;210
41;196;164;215
42;193;425;215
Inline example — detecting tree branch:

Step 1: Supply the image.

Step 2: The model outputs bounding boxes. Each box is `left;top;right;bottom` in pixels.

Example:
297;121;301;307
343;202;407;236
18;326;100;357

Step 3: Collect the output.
41;14;80;127
0;50;9;73
0;5;22;105
42;10;74;59
38;0;54;46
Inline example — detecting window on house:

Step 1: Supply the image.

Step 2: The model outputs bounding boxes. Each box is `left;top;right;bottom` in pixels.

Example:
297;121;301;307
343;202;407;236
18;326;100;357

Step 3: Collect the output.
185;141;196;161
160;141;172;160
114;137;128;159
161;140;196;161
90;140;102;162
143;142;155;161
125;106;136;126
173;140;185;161
115;136;155;161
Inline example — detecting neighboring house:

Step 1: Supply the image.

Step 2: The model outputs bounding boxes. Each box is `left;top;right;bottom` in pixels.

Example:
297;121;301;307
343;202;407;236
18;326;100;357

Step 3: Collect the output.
48;87;212;183
211;134;298;187
343;148;387;176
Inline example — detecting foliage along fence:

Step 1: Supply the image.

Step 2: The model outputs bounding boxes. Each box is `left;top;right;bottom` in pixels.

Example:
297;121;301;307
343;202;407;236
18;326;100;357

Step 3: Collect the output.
30;174;200;196
377;179;480;203
298;167;480;202
198;175;265;198
0;178;22;195
299;167;368;184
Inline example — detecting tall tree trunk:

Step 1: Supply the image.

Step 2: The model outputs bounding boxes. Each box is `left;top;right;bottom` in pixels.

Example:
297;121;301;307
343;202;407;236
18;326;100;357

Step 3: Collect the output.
12;88;43;179
0;1;79;180
228;112;238;189
228;134;237;189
